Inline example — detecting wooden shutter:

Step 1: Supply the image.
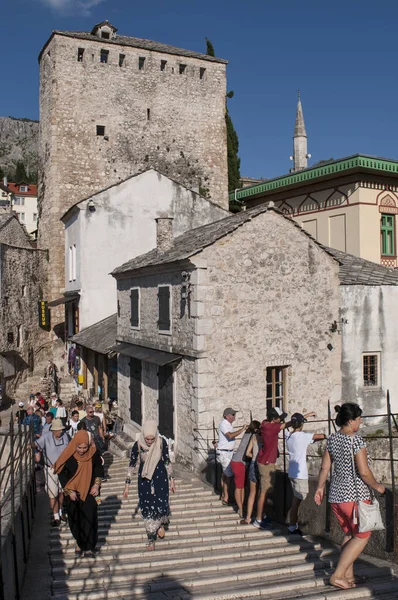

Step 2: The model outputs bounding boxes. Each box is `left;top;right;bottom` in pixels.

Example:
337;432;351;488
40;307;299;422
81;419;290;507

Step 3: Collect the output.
158;286;170;330
130;289;139;327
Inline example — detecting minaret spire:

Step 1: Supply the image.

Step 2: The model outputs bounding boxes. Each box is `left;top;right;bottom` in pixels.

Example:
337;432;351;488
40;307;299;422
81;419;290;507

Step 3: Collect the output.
290;91;310;172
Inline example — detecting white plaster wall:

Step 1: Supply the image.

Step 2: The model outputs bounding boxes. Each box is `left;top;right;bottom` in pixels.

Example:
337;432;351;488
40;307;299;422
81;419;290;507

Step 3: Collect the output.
341;285;398;415
64;169;226;330
64;211;81;292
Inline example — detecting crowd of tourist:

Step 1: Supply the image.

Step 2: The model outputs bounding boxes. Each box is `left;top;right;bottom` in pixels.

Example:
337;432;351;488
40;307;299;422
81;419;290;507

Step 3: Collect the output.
14;391;119;556
216;402;386;591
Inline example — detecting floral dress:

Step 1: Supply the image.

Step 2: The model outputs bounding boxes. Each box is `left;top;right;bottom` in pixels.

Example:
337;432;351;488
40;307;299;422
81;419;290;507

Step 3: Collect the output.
128;437;172;541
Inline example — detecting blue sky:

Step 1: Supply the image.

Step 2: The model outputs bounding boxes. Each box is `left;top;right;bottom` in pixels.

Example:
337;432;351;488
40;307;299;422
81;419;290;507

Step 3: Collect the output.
2;0;398;178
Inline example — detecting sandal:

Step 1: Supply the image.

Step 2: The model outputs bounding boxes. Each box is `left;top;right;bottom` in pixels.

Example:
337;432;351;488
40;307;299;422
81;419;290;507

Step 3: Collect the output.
146;541;156;551
157;527;165;539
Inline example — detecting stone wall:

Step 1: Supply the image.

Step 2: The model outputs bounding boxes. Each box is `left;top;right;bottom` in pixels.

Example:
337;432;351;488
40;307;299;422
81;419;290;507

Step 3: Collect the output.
193;210;342;440
0;243;45;401
38;29;228;329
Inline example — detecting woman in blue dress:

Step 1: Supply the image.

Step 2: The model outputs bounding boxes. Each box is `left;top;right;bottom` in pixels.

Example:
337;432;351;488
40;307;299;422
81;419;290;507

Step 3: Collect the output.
123;420;176;550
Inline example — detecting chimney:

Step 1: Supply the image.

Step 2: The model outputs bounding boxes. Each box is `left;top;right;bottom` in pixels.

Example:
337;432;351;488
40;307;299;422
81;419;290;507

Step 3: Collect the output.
155;217;174;253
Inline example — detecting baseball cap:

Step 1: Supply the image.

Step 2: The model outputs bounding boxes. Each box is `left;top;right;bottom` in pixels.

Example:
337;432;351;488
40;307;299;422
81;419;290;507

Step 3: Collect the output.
291;412;306;425
223;407;238;417
268;406;288;422
18;402;24;407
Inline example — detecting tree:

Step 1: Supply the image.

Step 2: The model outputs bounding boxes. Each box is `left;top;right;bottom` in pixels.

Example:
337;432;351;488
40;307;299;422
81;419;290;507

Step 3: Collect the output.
14;161;29;183
206;39;241;192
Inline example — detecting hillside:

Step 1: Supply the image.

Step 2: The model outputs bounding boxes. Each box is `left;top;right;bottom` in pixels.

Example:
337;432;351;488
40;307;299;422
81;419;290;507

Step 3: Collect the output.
0;117;39;182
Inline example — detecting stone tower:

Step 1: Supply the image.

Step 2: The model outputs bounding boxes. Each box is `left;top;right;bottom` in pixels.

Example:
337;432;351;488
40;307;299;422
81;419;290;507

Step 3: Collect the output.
37;20;228;331
290;91;310;172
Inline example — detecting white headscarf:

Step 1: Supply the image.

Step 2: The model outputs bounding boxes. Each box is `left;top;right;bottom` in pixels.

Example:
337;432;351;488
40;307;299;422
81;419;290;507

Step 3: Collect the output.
138;420;163;480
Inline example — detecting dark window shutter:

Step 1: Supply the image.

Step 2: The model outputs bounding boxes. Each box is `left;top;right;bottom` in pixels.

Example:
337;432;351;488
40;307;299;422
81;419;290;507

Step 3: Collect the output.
130;289;139;327
158;286;170;330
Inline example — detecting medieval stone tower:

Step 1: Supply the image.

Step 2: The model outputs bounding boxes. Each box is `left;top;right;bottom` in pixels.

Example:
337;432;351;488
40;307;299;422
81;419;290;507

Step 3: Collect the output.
38;20;228;328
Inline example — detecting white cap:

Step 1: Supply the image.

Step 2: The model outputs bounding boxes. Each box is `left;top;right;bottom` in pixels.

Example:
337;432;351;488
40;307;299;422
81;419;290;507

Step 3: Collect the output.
18;402;24;407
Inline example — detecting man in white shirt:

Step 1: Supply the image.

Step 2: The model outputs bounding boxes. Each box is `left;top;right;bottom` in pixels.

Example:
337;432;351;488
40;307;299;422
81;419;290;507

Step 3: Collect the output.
217;408;247;505
285;412;325;534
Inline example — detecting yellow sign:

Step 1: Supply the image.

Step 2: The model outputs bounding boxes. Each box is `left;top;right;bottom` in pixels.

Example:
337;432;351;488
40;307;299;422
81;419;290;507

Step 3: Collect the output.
38;300;50;330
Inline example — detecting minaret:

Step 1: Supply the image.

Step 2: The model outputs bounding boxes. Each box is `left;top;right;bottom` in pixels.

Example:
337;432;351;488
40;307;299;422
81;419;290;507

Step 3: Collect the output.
290;91;310;172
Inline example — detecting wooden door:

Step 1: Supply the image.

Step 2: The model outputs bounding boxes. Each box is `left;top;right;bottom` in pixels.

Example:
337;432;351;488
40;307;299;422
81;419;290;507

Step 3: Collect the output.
158;365;174;439
130;358;142;425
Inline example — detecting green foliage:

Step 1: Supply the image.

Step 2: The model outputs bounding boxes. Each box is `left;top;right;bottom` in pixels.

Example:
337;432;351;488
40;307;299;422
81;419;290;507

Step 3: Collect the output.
14;161;29;183
206;38;241;193
205;38;215;57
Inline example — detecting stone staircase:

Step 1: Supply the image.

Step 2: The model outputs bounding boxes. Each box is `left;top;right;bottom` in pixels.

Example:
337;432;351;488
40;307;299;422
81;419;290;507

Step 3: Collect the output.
48;456;398;600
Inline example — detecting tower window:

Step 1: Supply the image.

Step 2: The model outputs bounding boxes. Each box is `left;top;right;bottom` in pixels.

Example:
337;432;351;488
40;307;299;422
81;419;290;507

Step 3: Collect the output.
101;31;110;39
100;49;109;64
147;108;150;120
77;48;84;62
96;125;105;136
160;60;167;71
179;64;187;74
119;54;125;67
138;57;146;70
200;67;206;80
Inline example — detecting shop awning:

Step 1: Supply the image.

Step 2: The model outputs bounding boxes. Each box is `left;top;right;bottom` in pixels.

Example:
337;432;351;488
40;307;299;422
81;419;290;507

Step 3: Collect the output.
48;292;80;307
110;342;182;366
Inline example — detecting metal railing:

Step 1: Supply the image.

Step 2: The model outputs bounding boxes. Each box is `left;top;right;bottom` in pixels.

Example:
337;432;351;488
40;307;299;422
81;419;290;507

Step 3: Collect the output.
0;416;36;600
194;392;398;552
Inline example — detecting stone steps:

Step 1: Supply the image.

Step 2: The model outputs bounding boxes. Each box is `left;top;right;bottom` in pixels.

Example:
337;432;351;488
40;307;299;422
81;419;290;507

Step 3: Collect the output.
48;456;398;600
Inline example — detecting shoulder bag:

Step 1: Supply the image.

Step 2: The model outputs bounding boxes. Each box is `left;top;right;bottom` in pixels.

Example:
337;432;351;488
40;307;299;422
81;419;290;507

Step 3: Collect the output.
350;438;384;533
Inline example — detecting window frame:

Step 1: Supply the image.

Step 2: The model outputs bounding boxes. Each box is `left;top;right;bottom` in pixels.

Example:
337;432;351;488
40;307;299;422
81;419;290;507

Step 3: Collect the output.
138;56;146;71
130;287;140;330
96;125;105;136
77;48;84;62
266;366;287;412
381;214;395;257
362;352;381;388
100;49;109;64
158;284;172;334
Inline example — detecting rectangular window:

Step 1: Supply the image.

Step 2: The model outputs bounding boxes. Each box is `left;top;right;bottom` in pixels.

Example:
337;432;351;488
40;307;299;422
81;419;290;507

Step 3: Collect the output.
19;212;25;222
147;108;150;120
381;214;395;256
199;67;206;80
179;64;186;74
96;125;105;136
68;246;73;282
20;197;25;206
100;49;109;64
33;213;37;222
101;31;110;39
14;197;20;205
363;353;380;387
119;53;125;67
72;244;76;281
130;288;140;328
158;285;171;332
266;366;287;413
19;186;28;192
160;60;167;71
22;285;26;297
138;56;146;70
17;325;22;348
7;332;14;344
130;358;142;425
77;48;84;62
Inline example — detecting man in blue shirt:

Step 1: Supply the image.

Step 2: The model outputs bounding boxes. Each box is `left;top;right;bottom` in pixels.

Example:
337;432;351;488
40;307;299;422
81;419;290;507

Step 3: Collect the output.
23;406;42;438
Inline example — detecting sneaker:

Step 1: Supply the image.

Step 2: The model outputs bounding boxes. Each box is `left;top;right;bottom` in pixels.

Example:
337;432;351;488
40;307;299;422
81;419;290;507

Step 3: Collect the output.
289;527;303;536
51;519;61;527
252;518;271;530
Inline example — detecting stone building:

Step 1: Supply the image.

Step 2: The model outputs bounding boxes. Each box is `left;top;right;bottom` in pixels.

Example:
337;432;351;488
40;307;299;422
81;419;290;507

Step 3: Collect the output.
111;204;398;470
0;215;45;403
7;182;38;236
38;20;228;338
111;205;343;470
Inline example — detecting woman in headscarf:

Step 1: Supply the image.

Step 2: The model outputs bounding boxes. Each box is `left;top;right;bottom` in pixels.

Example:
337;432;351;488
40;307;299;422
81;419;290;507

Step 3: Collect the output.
54;430;104;555
123;420;176;550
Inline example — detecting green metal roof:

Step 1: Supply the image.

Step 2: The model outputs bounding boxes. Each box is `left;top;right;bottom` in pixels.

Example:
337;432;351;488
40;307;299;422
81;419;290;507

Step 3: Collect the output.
229;154;398;203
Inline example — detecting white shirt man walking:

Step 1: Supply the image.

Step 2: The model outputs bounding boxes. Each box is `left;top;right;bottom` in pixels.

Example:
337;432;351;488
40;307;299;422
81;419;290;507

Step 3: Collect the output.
217;408;247;505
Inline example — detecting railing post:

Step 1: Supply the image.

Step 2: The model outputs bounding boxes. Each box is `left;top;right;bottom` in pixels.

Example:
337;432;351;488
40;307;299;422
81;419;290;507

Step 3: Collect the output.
212;418;218;496
9;416;21;600
325;400;332;533
386;389;396;553
18;424;27;564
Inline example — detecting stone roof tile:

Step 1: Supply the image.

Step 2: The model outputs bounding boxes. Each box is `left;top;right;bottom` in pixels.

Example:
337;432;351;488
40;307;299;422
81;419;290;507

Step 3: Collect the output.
46;31;228;64
70;314;117;354
112;204;398;286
